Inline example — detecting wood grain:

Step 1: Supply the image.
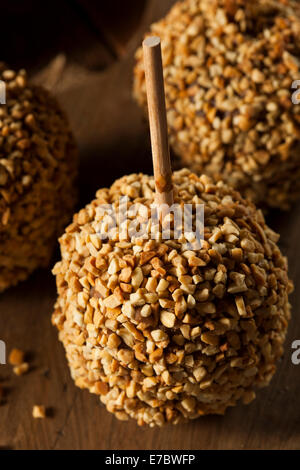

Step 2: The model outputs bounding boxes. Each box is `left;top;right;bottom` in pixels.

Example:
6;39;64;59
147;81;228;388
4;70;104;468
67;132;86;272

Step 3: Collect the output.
0;0;300;450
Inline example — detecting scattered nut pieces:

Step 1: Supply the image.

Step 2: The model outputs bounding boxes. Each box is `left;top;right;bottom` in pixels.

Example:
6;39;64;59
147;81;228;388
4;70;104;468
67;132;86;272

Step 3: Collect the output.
13;362;29;376
32;405;46;419
9;348;24;366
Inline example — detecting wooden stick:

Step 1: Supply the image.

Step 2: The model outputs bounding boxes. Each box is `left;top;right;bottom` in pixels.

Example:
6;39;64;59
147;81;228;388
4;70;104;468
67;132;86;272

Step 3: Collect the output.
143;36;174;209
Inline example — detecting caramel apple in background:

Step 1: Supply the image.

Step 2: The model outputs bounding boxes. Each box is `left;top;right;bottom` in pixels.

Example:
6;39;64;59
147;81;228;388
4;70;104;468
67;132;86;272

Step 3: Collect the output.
0;63;77;292
134;0;300;210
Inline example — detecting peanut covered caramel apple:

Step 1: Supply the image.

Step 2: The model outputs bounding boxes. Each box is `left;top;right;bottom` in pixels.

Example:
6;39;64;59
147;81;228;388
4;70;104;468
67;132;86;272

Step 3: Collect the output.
134;0;300;210
52;168;292;426
0;64;77;292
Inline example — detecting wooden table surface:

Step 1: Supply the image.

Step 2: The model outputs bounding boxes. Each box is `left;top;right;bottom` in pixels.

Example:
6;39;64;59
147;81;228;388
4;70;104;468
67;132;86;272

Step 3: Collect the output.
0;0;300;450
